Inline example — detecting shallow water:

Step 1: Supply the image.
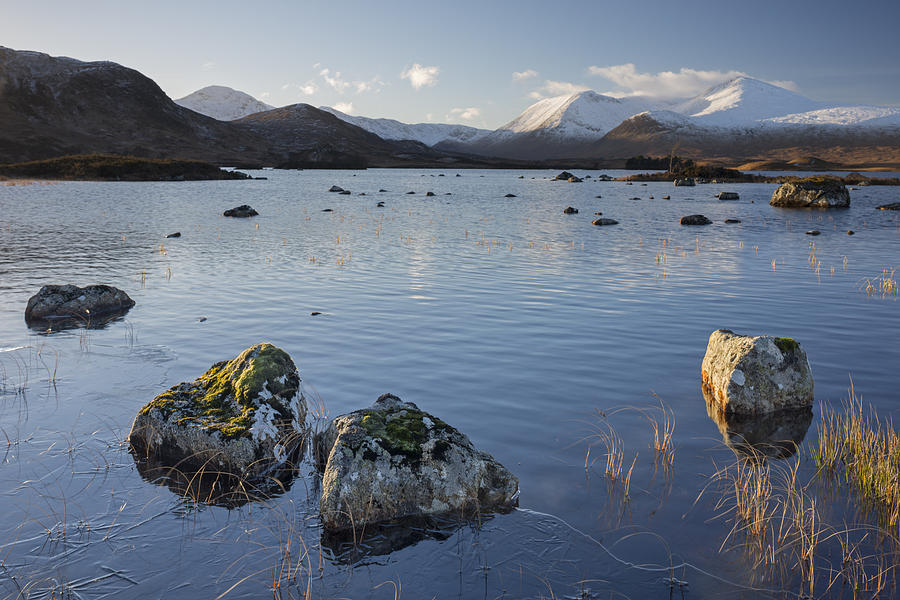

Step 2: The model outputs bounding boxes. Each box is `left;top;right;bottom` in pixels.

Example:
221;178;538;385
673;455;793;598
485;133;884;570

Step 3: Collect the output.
0;169;898;598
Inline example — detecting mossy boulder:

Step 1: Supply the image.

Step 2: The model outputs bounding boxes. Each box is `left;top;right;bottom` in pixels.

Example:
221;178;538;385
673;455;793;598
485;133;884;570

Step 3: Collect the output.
701;330;814;415
770;177;849;208
316;394;519;531
25;284;134;328
129;343;307;481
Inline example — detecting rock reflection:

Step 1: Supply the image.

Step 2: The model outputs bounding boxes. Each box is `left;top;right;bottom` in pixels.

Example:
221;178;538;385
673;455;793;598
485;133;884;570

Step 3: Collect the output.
704;389;813;460
131;448;299;508
26;312;128;332
322;510;505;565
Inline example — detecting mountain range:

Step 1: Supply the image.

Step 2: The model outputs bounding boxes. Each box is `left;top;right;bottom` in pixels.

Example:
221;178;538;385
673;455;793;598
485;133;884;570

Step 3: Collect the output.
2;46;899;168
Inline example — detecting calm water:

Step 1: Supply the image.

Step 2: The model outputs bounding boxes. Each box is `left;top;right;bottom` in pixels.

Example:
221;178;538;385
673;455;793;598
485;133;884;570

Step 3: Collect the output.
0;169;898;598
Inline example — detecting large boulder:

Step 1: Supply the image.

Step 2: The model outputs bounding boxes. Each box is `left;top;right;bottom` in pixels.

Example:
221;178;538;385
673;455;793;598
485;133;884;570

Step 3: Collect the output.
701;329;813;415
770;177;850;208
25;284;134;325
316;394;518;531
129;343;307;480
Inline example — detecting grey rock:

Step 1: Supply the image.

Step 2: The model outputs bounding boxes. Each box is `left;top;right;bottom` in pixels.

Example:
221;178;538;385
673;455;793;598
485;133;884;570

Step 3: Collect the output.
680;214;712;225
701;329;814;415
25;284;134;325
223;205;258;217
129;343;307;480
770;180;850;208
316;394;518;531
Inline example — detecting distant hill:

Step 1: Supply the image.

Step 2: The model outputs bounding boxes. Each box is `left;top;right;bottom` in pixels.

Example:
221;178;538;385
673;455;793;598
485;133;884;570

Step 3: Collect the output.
175;85;275;121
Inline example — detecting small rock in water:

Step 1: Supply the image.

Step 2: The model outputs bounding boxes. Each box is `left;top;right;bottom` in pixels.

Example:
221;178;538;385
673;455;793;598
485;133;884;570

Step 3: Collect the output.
504;193;517;198
376;202;385;208
876;202;900;211
407;191;416;195
456;174;461;177
629;197;640;200
311;311;322;316
339;190;351;195
198;316;207;322
724;218;742;224
425;191;435;197
592;218;618;226
716;192;740;200
315;393;518;530
649;196;654;199
847;230;855;235
563;206;578;215
662;195;671;200
166;232;181;238
378;189;388;193
594;211;603;215
359;192;366;196
322;208;333;212
328;185;344;193
701;329;813;415
806;230;821;236
680;214;712;225
25;284;135;326
223;205;258;218
595;195;602;198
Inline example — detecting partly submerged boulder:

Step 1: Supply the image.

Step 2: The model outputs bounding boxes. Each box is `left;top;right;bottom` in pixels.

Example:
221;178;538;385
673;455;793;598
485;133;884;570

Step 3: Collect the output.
770;178;849;208
563;206;579;214
25;284;134;326
316;394;518;531
129;343;307;480
223;205;259;217
592;218;619;226
680;214;712;225
553;171;575;181
716;192;740;200
674;178;695;187
701;329;814;415
328;185;344;193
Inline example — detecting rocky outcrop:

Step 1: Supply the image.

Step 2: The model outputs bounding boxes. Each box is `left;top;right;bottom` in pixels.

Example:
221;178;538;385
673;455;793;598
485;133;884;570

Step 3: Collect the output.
680;214;712;225
223;205;258;217
316;394;518;531
25;284;134;326
701;329;814;415
716;192;740;200
129;343;307;480
770;178;850;208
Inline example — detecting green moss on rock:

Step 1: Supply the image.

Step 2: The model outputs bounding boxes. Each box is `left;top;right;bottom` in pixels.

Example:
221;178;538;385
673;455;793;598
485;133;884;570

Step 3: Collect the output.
139;343;299;440
356;403;451;463
774;337;800;354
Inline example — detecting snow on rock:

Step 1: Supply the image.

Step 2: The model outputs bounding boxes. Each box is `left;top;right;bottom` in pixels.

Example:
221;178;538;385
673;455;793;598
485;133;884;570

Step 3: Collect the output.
176;85;274;121
319;106;491;147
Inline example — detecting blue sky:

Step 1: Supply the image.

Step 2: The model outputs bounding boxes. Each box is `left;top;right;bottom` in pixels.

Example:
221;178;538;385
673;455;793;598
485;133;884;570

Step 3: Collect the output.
3;0;898;128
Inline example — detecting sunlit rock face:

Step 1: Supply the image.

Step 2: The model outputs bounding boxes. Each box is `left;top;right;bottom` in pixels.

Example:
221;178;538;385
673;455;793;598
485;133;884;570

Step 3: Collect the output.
129;343;307;481
770;180;850;208
316;394;518;531
701;329;814;415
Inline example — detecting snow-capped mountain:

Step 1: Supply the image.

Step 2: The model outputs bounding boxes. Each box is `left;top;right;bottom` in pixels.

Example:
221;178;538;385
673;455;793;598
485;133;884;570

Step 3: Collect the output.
319;106;491;147
175;85;274;121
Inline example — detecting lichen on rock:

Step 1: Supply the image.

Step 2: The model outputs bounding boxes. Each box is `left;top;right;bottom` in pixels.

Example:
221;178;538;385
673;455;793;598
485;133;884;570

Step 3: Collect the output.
701;329;814;415
129;343;307;481
316;393;518;531
770;177;850;208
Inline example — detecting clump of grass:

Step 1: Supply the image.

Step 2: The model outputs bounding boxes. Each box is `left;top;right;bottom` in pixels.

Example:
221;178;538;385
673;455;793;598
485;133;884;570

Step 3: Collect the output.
813;383;900;532
860;267;898;298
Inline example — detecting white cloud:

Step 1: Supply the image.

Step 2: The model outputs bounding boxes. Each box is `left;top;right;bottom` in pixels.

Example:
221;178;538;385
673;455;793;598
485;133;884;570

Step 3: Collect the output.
767;79;801;92
320;68;351;93
513;69;538;81
333;102;354;114
316;67;384;95
528;80;591;100
586;63;798;98
283;81;318;96
447;107;481;121
401;63;440;90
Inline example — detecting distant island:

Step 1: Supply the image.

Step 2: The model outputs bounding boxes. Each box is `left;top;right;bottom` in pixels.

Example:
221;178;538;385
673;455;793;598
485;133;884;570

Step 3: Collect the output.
0;154;250;182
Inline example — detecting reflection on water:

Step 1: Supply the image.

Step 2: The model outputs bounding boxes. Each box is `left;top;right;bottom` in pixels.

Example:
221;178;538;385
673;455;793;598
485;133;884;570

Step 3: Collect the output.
704;388;813;459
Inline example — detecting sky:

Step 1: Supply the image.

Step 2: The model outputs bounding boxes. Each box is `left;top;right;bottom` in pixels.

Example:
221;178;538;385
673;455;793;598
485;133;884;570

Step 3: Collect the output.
2;0;899;129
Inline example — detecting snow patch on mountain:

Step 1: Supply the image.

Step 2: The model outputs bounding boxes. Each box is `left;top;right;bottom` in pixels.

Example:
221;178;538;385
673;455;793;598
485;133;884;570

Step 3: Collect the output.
176;86;274;121
319;106;491;146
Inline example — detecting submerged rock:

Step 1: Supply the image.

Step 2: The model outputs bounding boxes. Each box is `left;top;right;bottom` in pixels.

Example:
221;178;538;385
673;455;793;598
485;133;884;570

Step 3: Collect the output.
563;206;579;214
701;329;814;415
316;394;518;531
129;343;307;481
680;214;712;225
25;284;135;326
704;392;813;460
770;178;850;208
223;205;258;217
716;192;740;200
